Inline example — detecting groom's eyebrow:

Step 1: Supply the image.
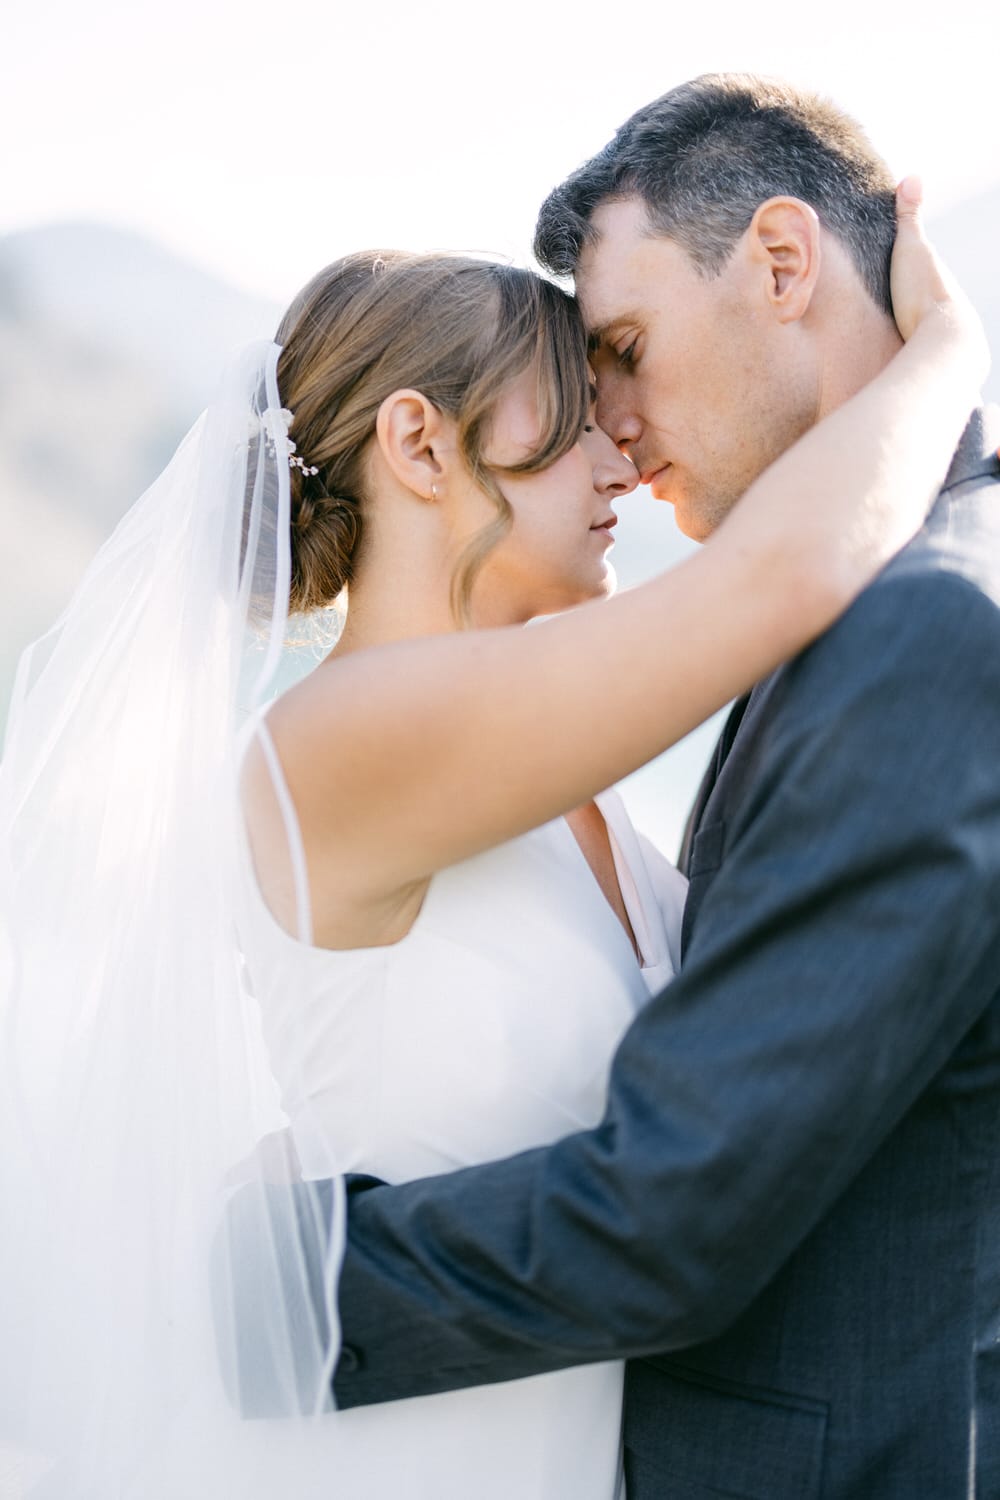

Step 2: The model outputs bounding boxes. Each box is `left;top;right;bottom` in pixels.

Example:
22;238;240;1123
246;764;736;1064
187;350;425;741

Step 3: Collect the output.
586;315;635;355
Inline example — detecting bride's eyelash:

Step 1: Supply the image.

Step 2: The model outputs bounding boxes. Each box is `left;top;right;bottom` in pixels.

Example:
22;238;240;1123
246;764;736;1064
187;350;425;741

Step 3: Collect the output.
617;340;637;368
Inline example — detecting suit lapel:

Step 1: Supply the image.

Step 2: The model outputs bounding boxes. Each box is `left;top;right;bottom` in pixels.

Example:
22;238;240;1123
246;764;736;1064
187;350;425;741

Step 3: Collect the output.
677;676;781;961
675;408;998;957
677;691;753;877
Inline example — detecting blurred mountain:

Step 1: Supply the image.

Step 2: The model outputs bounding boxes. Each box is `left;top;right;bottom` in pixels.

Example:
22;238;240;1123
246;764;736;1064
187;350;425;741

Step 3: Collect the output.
0;222;281;410
0;225;281;737
0;196;996;849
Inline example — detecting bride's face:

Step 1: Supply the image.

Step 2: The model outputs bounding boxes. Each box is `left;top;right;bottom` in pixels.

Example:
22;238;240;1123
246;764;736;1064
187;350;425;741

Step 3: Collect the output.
466;367;639;625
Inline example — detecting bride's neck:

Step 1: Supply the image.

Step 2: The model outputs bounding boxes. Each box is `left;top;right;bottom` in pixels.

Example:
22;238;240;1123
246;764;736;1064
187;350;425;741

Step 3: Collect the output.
328;482;531;656
334;573;456;654
330;517;465;655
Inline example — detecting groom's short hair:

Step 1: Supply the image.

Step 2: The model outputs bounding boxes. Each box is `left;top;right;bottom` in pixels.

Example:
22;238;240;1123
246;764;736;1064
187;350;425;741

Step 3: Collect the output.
534;73;897;314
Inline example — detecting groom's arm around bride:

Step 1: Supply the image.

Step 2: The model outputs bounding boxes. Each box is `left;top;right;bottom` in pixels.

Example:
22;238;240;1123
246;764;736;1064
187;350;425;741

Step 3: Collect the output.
325;81;1000;1500
223;76;1000;1500
328;419;1000;1499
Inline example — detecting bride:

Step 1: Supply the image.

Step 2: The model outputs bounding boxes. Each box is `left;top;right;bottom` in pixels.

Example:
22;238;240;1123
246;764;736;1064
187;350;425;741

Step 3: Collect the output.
0;185;986;1499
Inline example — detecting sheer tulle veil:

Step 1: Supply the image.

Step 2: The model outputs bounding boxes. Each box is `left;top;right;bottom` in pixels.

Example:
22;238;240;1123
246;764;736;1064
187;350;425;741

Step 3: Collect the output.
0;342;346;1497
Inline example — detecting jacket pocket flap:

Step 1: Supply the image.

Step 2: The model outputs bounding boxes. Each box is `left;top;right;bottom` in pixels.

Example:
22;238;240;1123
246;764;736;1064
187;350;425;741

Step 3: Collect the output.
624;1359;827;1499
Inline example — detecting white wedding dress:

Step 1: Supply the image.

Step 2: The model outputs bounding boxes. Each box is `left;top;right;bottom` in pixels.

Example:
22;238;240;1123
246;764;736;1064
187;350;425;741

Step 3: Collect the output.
237;777;687;1500
1;345;693;1500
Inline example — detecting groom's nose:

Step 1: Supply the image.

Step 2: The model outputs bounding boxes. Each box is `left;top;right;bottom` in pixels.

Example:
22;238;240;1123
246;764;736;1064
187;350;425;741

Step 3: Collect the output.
595;381;641;454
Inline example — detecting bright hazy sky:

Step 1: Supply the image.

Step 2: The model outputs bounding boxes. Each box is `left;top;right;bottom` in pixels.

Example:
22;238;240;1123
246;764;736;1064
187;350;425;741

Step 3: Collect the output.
5;0;999;304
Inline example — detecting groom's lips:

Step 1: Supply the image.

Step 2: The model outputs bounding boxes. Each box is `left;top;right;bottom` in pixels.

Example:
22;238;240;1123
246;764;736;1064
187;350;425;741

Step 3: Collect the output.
643;463;673;499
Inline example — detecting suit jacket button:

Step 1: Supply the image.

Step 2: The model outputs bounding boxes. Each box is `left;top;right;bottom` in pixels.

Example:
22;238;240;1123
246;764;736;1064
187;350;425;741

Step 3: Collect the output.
337;1345;361;1374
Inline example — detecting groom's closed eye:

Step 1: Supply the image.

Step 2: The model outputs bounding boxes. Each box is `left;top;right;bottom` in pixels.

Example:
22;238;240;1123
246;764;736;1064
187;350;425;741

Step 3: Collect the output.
586;306;643;347
586;316;634;356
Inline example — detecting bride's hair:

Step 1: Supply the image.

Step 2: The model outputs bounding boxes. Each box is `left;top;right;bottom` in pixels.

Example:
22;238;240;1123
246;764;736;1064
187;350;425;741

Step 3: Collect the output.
275;252;590;621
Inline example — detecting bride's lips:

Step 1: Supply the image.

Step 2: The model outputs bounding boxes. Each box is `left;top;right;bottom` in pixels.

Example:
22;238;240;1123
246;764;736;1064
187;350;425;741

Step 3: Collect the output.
590;513;618;539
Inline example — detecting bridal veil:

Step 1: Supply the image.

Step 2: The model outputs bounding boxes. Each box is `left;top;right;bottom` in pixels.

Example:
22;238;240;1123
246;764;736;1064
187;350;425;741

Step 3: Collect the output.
0;342;346;1497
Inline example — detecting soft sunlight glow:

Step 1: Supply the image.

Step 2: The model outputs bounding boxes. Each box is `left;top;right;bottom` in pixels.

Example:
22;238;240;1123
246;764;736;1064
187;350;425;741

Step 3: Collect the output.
2;0;997;854
4;0;998;302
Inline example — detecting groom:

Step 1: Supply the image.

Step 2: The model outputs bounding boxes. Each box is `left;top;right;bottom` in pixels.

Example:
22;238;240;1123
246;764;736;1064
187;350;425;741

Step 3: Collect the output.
308;78;1000;1495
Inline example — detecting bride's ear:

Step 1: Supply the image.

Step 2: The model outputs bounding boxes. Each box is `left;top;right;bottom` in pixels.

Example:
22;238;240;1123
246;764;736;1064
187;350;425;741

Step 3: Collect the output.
375;389;450;501
746;197;822;325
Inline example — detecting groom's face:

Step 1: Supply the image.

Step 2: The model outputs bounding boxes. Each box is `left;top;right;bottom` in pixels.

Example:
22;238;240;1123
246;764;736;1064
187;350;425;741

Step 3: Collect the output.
578;197;814;540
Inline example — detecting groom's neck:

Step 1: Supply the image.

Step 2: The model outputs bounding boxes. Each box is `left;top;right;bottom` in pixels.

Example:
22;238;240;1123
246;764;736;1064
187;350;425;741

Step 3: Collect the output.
813;300;903;424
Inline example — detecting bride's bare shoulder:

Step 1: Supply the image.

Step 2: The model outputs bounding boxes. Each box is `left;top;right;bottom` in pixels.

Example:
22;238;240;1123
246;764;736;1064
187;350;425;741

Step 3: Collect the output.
240;663;429;951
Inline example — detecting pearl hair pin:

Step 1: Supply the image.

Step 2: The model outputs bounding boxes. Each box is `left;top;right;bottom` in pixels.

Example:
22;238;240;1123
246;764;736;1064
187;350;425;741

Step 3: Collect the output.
260;406;320;476
287;442;320;478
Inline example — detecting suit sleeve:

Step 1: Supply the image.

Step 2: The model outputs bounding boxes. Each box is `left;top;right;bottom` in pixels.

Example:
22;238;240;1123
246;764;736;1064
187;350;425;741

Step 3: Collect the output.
328;569;1000;1407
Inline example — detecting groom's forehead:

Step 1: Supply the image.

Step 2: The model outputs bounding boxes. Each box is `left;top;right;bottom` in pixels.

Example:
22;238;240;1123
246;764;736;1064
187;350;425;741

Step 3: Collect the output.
576;197;689;342
576;201;648;321
577;266;645;351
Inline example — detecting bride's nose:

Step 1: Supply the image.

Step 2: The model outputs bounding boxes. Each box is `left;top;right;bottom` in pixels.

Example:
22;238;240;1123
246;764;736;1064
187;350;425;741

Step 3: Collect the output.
593;431;639;497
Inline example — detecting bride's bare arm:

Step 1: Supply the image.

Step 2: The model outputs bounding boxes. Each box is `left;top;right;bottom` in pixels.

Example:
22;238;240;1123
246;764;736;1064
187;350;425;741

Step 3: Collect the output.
259;184;987;928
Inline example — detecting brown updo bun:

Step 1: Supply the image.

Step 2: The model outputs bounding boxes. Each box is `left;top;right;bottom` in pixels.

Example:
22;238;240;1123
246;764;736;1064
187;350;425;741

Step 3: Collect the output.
275;250;590;622
286;471;361;616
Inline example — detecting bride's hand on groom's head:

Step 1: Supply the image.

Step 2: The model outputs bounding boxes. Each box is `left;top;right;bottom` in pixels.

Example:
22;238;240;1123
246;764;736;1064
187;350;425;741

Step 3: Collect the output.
890;177;990;386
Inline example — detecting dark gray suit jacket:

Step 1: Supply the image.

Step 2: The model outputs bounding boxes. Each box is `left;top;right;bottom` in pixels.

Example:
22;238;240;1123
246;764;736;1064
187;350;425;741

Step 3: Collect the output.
232;413;1000;1498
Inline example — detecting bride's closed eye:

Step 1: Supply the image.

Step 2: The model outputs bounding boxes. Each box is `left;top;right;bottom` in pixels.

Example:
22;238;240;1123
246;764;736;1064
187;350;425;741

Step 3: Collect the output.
616;339;638;369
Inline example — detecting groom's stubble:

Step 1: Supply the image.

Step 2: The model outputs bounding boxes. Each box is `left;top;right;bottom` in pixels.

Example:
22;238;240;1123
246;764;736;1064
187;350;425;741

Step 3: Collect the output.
535;75;903;540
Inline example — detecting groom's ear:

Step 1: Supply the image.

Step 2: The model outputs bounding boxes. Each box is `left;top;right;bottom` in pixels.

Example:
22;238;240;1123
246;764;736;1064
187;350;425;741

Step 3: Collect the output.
745;197;821;325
